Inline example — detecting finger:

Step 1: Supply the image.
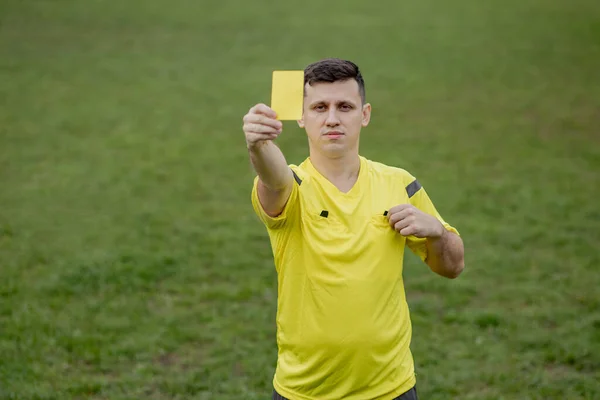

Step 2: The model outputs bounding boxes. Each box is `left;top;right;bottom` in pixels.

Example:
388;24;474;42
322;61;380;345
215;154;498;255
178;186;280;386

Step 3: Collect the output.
250;103;278;119
399;226;417;236
246;132;279;144
244;123;281;135
388;208;414;226
393;217;412;232
244;113;283;130
388;203;412;216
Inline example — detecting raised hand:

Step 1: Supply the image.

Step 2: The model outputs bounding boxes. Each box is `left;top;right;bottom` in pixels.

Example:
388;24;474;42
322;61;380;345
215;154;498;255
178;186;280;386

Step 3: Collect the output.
243;103;283;148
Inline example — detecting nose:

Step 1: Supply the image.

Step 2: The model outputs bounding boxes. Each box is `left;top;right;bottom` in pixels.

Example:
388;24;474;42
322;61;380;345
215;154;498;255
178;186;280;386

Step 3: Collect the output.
325;108;340;126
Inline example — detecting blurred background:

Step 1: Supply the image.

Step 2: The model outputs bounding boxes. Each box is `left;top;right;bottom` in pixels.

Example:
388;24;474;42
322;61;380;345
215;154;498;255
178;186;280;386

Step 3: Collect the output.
1;0;599;399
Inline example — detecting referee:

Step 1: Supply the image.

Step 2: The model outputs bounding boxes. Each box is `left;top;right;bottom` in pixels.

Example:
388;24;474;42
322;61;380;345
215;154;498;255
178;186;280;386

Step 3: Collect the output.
244;58;465;400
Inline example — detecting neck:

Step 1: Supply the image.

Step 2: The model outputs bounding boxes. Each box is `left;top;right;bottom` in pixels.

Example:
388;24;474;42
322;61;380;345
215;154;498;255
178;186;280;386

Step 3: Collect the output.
309;150;361;188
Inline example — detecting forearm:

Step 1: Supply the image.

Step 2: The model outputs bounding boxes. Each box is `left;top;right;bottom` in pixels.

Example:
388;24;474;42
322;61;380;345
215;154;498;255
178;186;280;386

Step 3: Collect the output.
248;140;292;190
425;229;465;279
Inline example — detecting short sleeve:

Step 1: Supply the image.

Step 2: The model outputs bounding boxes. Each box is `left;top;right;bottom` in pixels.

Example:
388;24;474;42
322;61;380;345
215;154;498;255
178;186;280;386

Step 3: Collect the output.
250;167;301;230
404;179;459;262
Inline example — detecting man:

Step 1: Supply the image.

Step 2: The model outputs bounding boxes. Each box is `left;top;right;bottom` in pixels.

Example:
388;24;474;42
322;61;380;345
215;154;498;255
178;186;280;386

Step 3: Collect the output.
244;58;465;400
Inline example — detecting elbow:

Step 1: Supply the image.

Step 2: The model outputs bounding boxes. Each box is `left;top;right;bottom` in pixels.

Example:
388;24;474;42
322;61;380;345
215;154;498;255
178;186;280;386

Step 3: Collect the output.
445;242;465;279
446;260;465;279
433;258;464;279
428;261;464;279
446;264;464;279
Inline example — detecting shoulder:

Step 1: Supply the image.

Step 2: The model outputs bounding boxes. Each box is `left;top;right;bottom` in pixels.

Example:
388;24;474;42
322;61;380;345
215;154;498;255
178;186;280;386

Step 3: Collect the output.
287;158;313;186
362;157;423;199
363;157;417;185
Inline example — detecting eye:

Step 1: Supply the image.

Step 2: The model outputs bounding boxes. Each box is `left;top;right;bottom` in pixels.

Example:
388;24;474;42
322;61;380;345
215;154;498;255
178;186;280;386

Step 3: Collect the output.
314;105;326;111
340;104;353;111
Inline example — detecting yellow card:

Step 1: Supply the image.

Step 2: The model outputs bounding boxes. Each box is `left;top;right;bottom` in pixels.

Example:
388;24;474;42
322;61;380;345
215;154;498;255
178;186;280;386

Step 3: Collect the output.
270;70;304;120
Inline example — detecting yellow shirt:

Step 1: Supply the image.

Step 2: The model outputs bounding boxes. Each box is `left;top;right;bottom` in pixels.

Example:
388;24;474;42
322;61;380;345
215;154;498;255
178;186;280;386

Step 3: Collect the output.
251;156;459;400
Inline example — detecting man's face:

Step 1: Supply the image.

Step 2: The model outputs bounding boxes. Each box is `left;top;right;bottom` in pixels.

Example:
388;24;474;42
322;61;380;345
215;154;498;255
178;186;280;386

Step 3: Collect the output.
298;79;371;157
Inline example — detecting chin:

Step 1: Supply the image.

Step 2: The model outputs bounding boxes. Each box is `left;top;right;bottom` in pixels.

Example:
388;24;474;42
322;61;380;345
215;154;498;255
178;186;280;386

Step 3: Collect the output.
319;143;348;157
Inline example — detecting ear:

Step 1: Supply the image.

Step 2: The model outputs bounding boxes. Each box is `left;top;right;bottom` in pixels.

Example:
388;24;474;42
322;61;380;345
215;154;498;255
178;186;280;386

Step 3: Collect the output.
361;103;372;127
298;92;306;128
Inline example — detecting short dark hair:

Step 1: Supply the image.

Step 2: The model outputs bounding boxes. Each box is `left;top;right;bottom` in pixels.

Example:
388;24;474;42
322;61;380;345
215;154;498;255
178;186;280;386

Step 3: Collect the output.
304;58;366;103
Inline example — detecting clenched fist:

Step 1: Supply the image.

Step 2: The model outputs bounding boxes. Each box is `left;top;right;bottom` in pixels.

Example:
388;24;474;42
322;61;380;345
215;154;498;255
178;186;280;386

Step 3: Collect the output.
243;103;283;148
388;204;445;238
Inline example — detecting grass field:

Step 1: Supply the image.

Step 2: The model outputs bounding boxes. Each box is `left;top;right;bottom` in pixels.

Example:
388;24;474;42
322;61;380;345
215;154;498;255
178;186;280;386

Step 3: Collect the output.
1;0;599;399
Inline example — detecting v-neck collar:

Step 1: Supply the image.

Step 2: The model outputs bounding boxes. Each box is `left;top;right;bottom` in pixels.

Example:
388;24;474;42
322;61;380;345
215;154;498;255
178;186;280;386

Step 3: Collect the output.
304;156;367;198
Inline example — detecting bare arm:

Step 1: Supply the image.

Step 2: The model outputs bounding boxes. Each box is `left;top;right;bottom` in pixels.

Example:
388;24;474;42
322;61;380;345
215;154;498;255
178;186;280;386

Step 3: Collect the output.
244;104;294;218
425;229;465;279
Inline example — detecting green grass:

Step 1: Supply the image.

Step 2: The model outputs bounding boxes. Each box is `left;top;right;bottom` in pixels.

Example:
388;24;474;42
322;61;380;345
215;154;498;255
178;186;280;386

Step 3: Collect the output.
1;0;599;399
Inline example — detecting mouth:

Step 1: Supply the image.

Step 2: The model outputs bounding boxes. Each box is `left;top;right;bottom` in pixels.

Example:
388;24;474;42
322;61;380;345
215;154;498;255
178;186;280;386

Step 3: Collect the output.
323;131;344;139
